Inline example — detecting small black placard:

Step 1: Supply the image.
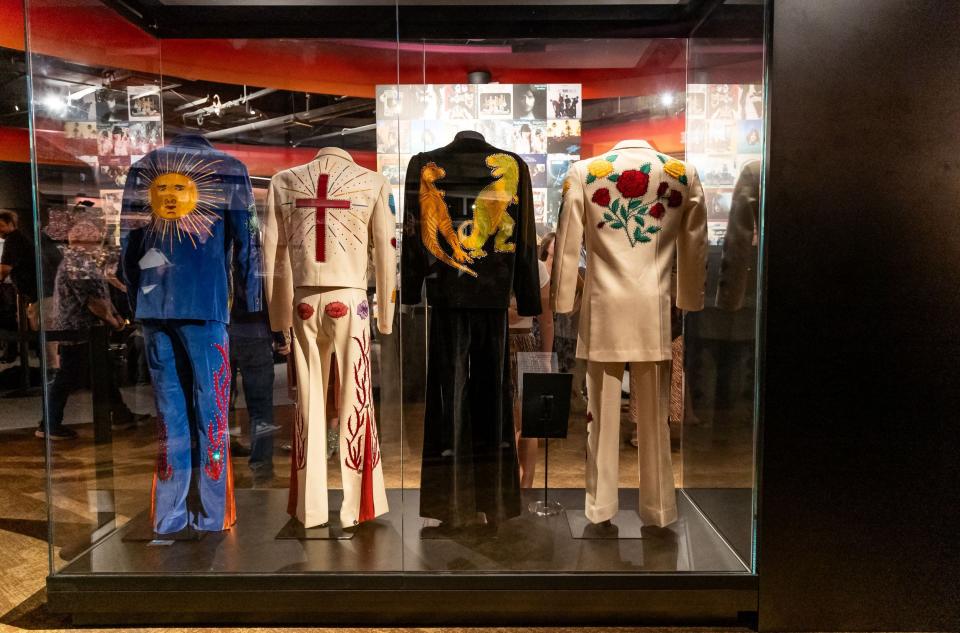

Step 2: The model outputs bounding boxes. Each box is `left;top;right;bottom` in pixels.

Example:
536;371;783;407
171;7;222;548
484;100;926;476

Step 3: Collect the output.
520;372;572;439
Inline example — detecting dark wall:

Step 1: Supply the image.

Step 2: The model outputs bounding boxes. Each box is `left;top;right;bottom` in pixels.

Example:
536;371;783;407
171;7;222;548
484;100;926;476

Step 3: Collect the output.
759;1;960;631
0;161;32;212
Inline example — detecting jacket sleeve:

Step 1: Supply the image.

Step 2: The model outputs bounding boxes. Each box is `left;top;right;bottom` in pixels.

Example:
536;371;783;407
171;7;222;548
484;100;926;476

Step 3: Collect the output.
400;153;426;306
227;163;263;313
551;162;585;315
716;160;760;311
513;157;542;316
676;164;708;312
262;176;294;331
371;178;397;334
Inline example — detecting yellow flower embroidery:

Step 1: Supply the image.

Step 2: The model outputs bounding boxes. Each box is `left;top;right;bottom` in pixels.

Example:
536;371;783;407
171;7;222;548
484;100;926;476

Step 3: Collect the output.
587;159;614;179
562;179;571;196
664;159;686;180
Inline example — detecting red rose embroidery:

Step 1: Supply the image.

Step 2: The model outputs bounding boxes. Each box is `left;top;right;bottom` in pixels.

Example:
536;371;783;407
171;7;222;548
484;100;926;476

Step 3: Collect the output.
657;181;669;197
390;237;397;249
296;303;314;320
649;202;666;219
591;188;611;207
667;189;683;207
597;221;605;228
324;301;349;319
616;169;649;198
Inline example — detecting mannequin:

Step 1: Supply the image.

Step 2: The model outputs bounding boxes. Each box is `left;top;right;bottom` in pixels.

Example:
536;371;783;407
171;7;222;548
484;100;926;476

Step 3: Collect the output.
551;140;707;527
402;130;541;531
263;146;396;529
120;134;262;534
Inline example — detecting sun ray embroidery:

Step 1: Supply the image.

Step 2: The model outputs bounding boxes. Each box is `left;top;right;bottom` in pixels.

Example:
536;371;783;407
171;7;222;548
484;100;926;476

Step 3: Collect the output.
138;150;225;250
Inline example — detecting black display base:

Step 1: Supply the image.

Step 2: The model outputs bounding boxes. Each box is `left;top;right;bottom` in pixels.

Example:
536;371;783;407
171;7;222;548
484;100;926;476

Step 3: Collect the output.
48;488;756;626
566;509;645;539
276;517;355;540
121;513;205;543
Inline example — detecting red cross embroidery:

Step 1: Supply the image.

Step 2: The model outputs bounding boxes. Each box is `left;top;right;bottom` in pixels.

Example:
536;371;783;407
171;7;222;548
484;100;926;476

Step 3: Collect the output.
295;174;350;262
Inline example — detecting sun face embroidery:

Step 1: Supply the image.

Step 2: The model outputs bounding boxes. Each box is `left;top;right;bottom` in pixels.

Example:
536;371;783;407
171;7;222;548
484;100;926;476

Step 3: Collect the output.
138;151;224;248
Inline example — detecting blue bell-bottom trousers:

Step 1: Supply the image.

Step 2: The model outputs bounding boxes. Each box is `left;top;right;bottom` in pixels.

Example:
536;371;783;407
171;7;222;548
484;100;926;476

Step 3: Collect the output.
143;320;235;534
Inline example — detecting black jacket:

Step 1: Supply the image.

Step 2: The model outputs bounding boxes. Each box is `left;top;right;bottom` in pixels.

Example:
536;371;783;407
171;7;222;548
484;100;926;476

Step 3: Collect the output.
401;131;541;315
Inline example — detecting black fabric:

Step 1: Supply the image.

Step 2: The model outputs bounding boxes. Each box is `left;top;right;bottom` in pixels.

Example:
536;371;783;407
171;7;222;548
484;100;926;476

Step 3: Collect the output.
1;229;37;302
401;133;541;315
419;307;521;526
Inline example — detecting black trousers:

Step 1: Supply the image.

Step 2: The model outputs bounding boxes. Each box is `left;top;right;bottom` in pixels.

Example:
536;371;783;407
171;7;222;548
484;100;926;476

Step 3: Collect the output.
420;307;521;526
47;341;132;427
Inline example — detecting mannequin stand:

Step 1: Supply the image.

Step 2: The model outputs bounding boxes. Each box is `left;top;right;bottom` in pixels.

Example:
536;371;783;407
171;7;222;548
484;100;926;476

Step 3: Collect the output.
528;438;563;516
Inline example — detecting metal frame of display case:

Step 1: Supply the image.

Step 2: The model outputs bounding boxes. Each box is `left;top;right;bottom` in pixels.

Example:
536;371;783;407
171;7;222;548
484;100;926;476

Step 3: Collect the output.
35;0;767;625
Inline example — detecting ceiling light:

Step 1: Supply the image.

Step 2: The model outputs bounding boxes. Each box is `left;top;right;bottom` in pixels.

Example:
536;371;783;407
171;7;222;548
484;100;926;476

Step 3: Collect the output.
42;94;66;115
660;92;675;107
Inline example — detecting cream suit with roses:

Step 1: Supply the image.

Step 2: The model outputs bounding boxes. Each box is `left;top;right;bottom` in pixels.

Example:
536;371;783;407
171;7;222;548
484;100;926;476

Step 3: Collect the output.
551;140;707;526
263;147;396;528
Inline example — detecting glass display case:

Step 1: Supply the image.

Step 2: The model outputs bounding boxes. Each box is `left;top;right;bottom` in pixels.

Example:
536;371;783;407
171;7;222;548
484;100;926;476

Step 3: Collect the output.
24;0;766;623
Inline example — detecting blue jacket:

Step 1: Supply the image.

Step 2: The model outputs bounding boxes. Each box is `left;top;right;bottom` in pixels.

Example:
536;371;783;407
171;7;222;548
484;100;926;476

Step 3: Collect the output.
120;134;262;323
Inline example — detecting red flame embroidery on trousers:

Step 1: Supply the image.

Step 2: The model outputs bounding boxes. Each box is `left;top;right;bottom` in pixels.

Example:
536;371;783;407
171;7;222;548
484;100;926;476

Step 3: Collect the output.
343;331;380;522
204;342;230;481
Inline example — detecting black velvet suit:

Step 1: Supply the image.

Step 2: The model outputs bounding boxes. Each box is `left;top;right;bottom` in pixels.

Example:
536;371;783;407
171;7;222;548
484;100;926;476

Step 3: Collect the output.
402;131;541;526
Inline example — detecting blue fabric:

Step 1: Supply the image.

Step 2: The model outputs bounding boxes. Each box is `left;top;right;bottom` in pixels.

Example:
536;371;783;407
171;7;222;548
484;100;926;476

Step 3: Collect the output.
120;134;262;324
144;320;233;533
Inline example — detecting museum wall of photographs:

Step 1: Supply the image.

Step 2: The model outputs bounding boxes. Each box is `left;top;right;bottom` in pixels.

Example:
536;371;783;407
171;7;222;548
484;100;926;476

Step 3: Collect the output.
22;0;764;582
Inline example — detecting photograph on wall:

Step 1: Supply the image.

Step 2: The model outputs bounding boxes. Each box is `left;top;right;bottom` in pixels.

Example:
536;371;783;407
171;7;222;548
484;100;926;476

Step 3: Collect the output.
99;163;130;188
547;119;581;154
513;121;547;154
100;189;123;226
738;120;763;153
686;87;707;118
532;188;547;226
63;90;97;121
512;84;547;120
376;85;403;119
708;84;741;120
706;120;737;154
127;85;161;120
129;121;162;155
97;123;133;157
741;84;763;120
95;88;128;123
708;188;733;220
378;153;401;185
547;84;582;119
522;154;547;188
700;156;737;187
477;84;514;119
440;84;477;119
63;121;98;155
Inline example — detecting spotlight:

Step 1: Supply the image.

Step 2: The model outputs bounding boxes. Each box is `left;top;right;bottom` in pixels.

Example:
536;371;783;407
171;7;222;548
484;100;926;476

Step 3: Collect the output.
42;94;66;115
660;92;675;107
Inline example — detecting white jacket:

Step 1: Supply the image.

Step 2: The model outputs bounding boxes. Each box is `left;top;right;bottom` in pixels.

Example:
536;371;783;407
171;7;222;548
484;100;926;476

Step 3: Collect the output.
263;147;397;333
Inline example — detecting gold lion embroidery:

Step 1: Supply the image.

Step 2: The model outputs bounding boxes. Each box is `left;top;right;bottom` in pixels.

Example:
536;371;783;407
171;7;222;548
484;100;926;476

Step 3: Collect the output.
419;162;477;278
457;153;519;258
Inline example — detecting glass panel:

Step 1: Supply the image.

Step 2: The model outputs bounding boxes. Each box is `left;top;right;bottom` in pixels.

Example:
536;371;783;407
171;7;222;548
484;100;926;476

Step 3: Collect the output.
25;0;164;575
683;11;765;570
26;0;404;576
395;28;759;572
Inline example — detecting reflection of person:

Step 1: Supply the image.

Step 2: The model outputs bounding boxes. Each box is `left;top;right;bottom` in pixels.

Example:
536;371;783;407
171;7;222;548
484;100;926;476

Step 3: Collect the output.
0;209;37;304
508;257;552;488
39;221;139;441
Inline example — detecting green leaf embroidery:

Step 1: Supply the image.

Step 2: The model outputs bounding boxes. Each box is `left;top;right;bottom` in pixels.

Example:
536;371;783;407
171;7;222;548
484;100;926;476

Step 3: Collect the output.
637;234;652;243
610;221;624;229
635;214;646;227
586;173;596;184
647;225;661;234
679;174;688;185
656;154;667;164
603;212;614;221
607;173;619;182
606;154;618;162
634;227;644;242
628;198;642;210
640;163;651;174
610;198;620;214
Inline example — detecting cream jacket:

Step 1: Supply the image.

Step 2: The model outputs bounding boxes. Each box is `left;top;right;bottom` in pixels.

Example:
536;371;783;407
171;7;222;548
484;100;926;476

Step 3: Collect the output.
551;140;707;362
263;147;397;334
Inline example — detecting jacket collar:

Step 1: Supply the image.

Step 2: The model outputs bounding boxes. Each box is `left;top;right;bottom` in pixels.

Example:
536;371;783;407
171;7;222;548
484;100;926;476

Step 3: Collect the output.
454;130;485;143
172;133;214;149
314;147;355;162
612;139;654;151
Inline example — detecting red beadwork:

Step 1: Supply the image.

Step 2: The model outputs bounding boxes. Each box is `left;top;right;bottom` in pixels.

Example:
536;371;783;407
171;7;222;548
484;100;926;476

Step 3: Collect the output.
204;342;230;482
156;414;173;481
343;331;381;475
297;302;314;320
324;301;349;319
